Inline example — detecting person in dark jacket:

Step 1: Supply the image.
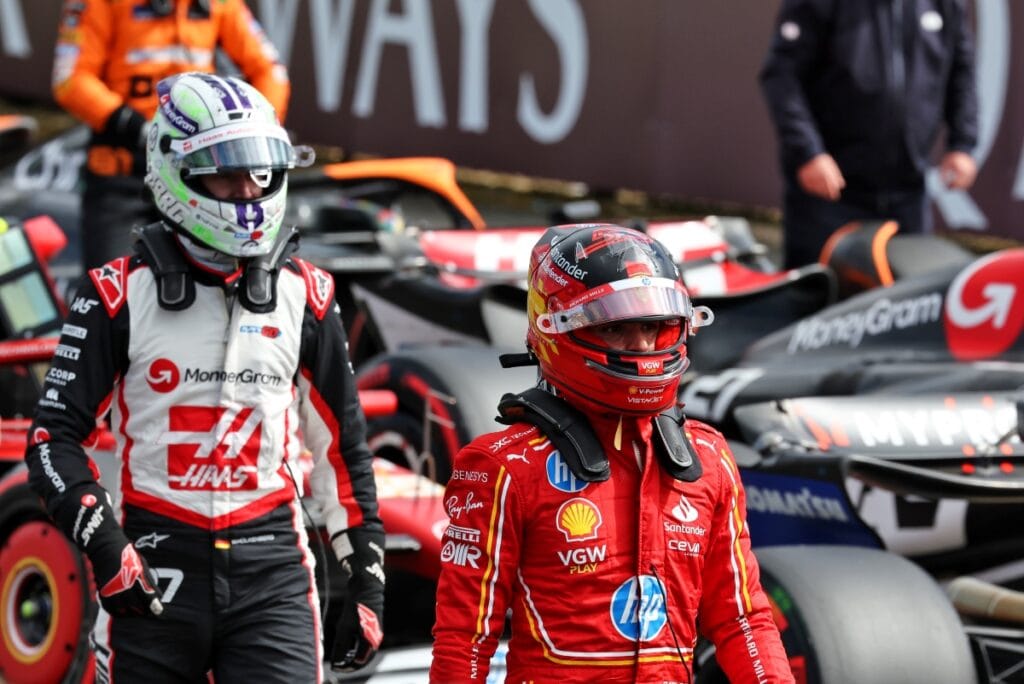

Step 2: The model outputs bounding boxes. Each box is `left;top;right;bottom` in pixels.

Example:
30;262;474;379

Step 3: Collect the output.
760;0;978;268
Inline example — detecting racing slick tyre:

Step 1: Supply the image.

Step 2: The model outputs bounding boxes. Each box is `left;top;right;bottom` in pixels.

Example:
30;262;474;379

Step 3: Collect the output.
0;481;94;684
357;345;536;484
695;544;976;684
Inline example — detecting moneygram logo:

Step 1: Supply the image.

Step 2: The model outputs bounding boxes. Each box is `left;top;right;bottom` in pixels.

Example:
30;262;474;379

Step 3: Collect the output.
788;294;942;352
944;249;1024;361
147;358;180;393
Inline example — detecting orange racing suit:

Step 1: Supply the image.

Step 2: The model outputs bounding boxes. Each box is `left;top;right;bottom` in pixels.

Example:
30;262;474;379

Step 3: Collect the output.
53;0;290;178
53;0;291;269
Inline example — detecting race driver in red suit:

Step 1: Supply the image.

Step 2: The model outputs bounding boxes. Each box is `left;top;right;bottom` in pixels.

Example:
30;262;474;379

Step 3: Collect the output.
430;224;794;683
25;73;381;682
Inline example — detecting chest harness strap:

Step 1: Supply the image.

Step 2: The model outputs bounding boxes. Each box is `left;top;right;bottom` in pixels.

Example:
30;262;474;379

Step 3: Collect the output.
496;388;702;482
134;223;299;313
134;223;192;310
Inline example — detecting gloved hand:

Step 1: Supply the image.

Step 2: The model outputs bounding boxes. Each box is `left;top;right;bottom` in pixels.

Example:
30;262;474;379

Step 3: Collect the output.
93;541;164;618
100;104;149;175
330;527;385;672
100;105;148;151
54;485;164;617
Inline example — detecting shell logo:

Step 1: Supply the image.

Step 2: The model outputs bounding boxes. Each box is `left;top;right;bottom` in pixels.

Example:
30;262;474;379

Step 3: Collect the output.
556;497;603;542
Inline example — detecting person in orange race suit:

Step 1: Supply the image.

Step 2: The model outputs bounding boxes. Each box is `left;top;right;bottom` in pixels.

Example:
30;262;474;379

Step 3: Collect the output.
52;0;290;270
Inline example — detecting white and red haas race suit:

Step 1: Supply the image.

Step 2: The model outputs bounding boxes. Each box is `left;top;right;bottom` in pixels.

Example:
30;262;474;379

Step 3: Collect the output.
29;253;377;541
25;251;381;680
430;412;794;684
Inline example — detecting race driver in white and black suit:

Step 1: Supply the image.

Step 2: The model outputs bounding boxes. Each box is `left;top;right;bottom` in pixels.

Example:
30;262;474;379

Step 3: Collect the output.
24;72;384;682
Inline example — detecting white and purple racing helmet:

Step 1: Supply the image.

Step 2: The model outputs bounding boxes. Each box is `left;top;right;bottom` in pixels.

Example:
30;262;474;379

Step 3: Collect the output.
144;72;304;257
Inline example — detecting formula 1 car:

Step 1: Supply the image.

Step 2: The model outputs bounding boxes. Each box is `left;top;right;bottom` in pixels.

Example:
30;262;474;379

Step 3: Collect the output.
674;222;1024;684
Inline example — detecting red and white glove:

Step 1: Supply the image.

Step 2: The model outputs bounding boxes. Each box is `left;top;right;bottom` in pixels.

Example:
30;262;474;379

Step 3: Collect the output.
55;485;163;617
95;543;164;617
330;527;385;672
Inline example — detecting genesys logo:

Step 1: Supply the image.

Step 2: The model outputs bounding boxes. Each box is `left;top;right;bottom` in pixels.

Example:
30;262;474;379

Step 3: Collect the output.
147;358;180;393
944;250;1024;361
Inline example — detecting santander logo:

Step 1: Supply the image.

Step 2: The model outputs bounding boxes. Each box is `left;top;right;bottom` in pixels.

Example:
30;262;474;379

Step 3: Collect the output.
672;494;699;523
146;358;180;393
944;250;1024;361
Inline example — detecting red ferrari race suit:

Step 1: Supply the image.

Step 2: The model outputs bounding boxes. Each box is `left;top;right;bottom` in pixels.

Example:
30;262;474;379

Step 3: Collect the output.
25;240;382;682
430;412;793;683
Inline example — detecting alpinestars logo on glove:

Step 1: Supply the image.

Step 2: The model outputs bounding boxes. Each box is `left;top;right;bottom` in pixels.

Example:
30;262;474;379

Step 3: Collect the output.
358;603;383;649
100;545;153;598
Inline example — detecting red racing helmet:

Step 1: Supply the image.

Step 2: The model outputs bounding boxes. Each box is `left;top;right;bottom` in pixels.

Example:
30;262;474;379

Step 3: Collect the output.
526;224;713;416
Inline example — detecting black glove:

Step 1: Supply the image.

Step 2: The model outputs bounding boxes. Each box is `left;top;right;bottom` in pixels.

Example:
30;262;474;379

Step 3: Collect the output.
93;541;164;617
99;105;148;150
54;485;164;618
98;105;149;174
331;527;385;672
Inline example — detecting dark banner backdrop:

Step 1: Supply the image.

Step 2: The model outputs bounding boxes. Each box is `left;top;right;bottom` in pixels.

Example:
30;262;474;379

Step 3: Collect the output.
1;0;1021;240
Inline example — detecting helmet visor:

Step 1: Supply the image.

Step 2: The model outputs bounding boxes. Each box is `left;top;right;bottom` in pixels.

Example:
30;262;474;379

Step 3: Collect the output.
537;277;696;334
169;124;296;175
181;137;295;175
